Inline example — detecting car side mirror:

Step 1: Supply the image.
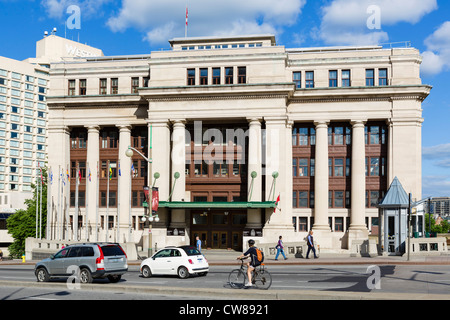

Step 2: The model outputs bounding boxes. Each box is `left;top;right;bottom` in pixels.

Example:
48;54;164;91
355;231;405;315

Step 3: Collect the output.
50;254;55;260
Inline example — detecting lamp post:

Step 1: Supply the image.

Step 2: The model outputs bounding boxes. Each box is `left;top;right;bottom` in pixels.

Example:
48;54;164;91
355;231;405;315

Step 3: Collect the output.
125;145;159;257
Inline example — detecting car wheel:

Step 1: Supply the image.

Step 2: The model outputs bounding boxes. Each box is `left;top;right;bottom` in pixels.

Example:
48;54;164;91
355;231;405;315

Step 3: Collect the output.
142;266;152;278
79;268;93;284
177;266;190;279
107;275;121;283
36;268;49;282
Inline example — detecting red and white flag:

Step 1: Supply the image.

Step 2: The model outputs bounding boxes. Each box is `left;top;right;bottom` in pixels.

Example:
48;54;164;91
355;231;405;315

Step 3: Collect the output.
185;6;188;37
274;194;280;213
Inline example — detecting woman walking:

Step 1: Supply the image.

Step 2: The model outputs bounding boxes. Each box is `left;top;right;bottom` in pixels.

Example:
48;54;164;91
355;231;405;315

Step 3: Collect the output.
275;236;287;260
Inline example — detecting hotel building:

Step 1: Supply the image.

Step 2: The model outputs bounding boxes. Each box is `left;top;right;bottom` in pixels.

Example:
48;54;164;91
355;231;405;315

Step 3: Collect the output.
0;34;103;251
46;34;430;252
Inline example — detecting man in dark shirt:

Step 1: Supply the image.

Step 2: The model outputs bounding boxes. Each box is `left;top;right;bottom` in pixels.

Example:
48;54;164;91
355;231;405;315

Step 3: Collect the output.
237;239;260;287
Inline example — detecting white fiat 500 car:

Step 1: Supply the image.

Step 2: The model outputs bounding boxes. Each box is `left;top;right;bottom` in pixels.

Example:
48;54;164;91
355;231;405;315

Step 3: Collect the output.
140;246;209;279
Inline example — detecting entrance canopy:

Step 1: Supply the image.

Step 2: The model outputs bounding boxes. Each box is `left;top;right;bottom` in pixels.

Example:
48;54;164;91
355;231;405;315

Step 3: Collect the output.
157;201;276;209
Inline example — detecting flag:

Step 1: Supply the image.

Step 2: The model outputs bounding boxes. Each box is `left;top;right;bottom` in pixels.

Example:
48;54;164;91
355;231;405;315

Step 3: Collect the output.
78;168;82;183
274;194;280;213
88;168;91;182
109;165;113;181
118;162;121;176
185;5;188;37
131;163;135;177
66;169;70;182
50;169;53;185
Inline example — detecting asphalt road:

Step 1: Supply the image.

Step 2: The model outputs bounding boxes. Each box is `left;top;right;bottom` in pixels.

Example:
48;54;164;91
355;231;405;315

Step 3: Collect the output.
0;263;450;300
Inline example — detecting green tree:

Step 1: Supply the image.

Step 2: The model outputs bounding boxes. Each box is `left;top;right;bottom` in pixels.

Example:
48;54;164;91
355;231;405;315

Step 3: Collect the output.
425;213;450;234
7;167;48;258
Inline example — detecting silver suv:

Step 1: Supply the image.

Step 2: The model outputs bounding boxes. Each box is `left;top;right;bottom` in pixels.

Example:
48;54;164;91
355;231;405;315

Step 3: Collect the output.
34;243;128;284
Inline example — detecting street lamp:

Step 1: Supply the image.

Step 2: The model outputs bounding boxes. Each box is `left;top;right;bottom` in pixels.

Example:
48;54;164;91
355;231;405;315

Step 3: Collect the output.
125;145;158;257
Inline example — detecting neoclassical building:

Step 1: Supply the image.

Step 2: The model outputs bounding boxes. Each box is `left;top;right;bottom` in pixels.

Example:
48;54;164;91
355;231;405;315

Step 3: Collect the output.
46;34;430;252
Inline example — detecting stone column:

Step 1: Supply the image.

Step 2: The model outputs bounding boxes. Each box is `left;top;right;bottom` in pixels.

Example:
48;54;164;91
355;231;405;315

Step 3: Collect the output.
246;118;263;230
263;117;294;242
85;125;100;241
247;118;262;202
47;125;70;241
348;120;369;245
312;121;331;247
170;119;187;230
117;125;132;243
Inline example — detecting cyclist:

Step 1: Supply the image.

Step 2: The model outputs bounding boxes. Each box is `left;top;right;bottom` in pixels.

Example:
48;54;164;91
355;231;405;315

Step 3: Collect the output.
237;239;260;287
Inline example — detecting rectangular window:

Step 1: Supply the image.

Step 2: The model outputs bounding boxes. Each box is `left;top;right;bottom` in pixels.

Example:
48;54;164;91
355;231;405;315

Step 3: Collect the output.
111;78;118;94
379;68;388;86
298;159;308;177
342;70;351;87
334;191;344;208
131;77;139;93
305;71;314;88
329;70;337;87
212;68;221;85
366;69;375;86
68;80;76;96
335;217;344;232
79;79;86;95
225;67;234;84
200;68;208;85
100;79;107;95
238;67;246;84
187;69;195;86
298;191;308;208
293;71;301;89
334;159;344;177
299;217;308;232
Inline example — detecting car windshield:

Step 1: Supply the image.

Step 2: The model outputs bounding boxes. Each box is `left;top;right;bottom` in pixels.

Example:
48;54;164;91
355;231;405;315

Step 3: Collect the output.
180;246;201;256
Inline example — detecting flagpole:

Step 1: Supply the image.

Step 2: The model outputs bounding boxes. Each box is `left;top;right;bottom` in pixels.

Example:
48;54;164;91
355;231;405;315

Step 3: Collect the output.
57;166;61;240
106;160;110;242
85;162;89;241
117;161;120;243
35;171;39;238
95;161;99;242
39;166;43;239
47;167;52;240
185;3;188;38
74;163;79;241
129;162;132;242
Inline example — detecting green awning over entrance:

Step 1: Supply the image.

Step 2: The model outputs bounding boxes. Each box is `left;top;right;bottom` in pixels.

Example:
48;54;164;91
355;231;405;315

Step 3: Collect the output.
156;201;277;209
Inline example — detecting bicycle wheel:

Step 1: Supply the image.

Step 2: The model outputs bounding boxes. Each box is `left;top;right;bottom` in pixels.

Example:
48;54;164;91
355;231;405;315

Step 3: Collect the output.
253;268;272;290
228;269;246;289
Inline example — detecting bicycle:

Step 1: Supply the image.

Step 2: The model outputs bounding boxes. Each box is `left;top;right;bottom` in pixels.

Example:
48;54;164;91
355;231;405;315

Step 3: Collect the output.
228;257;272;290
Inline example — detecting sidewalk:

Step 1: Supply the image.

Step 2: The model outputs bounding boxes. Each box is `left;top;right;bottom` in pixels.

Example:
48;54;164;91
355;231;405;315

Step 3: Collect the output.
2;250;450;266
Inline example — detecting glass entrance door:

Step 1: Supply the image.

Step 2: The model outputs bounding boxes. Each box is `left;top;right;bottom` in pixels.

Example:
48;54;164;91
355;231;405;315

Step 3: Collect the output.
212;231;227;249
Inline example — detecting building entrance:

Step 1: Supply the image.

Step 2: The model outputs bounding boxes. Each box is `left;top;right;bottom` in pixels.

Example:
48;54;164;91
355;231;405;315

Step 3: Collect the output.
190;210;247;251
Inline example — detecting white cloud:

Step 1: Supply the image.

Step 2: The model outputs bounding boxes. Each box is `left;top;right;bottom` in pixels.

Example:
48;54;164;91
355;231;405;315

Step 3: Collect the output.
106;0;306;45
423;143;450;160
41;0;111;19
421;21;450;76
422;175;450;197
318;0;437;46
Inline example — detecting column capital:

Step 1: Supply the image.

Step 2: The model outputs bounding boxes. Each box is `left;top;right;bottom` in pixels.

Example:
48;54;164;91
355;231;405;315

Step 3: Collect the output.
171;119;186;127
350;119;367;127
246;117;262;123
313;120;329;128
116;124;132;132
147;119;170;128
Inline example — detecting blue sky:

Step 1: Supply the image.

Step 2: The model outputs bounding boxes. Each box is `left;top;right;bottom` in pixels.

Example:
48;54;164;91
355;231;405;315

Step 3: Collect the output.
1;0;449;197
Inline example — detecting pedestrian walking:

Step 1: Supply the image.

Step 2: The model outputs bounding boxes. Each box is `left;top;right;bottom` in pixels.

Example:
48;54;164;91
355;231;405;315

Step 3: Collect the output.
196;236;202;253
0;249;3;261
275;236;287;260
306;230;318;259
